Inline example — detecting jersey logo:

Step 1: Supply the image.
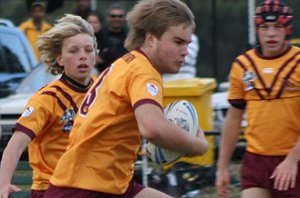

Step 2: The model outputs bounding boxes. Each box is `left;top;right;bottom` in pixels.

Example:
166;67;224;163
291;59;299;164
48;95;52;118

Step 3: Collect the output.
122;53;136;64
263;68;274;74
61;108;75;132
245;82;254;91
242;71;256;83
146;83;159;96
21;106;34;118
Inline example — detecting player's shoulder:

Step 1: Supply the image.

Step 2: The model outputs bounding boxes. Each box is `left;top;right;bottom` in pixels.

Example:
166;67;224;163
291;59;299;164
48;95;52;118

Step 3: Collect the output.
118;50;158;74
122;51;149;66
231;48;255;69
289;45;300;55
34;79;67;98
230;47;253;65
26;80;61;108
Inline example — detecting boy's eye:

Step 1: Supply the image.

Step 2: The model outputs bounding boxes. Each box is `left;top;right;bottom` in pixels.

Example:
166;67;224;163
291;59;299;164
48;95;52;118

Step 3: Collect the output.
68;48;78;53
259;25;268;29
86;48;94;52
275;24;284;28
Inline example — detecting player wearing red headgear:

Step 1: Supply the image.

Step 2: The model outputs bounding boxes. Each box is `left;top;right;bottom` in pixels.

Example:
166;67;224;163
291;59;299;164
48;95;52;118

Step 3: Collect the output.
216;1;300;198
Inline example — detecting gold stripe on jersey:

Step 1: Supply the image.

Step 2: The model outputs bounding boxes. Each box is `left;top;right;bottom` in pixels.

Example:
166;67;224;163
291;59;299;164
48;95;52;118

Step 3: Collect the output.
228;45;300;155
50;50;163;194
12;76;91;190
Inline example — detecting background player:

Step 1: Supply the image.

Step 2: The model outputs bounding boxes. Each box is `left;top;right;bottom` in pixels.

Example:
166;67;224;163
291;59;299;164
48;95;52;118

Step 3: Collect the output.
216;1;300;198
0;14;96;198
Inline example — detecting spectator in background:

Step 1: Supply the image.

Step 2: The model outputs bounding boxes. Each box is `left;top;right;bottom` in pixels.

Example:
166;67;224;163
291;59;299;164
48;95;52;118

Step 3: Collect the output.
74;0;92;20
26;0;64;14
98;3;128;73
163;33;199;81
87;12;104;74
19;1;52;61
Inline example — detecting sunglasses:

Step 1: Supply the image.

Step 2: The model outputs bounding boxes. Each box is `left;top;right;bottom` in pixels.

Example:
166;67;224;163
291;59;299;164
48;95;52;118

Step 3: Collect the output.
109;14;124;18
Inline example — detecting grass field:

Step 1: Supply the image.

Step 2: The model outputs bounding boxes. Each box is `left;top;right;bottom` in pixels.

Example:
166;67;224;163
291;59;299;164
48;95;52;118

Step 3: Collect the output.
152;162;242;198
197;162;241;198
11;161;242;198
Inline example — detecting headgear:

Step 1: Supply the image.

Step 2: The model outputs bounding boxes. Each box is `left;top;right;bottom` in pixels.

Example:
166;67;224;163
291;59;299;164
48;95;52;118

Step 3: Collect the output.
255;0;293;36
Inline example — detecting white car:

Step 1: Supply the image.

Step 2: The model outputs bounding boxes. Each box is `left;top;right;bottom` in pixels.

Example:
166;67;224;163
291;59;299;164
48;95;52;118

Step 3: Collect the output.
0;63;101;146
211;84;247;160
212;91;229;132
0;24;38;98
0;18;15;27
0;64;60;141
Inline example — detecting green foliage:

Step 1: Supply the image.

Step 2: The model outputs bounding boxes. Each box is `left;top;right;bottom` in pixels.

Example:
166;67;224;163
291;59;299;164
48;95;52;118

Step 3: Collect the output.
1;0;300;83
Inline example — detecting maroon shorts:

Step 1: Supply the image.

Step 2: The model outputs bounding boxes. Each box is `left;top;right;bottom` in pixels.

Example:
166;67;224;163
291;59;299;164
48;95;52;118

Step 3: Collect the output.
30;190;46;198
241;151;300;198
44;180;145;198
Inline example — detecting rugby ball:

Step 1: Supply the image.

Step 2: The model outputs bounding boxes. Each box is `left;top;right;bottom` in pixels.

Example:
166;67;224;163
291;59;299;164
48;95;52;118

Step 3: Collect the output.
146;100;199;165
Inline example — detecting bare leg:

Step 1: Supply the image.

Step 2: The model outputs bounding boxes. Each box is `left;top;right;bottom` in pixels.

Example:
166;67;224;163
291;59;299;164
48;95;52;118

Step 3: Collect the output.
134;187;173;198
242;187;271;198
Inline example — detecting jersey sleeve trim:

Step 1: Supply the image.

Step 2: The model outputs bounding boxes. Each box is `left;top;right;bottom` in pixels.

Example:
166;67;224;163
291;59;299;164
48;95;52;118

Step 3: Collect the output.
12;123;36;140
228;99;247;109
133;99;163;111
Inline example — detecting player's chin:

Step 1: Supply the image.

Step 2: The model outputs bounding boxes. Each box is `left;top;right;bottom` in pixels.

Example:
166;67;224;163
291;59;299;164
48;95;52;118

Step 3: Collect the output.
170;66;181;73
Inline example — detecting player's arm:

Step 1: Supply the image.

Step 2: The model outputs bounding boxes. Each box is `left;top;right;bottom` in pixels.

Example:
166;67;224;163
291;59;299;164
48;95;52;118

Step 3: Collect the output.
271;135;300;191
0;131;31;197
216;106;244;198
134;103;208;156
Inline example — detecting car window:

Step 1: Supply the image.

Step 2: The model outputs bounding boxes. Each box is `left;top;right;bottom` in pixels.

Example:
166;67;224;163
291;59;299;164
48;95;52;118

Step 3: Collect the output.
0;32;29;73
0;43;24;73
16;64;60;94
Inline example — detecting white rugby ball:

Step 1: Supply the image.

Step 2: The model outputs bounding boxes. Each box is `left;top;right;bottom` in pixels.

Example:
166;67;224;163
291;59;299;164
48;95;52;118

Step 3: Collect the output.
146;100;199;165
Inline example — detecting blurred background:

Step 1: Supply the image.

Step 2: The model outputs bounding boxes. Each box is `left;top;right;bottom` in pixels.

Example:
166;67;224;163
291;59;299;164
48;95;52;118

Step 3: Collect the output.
1;1;300;197
1;0;299;83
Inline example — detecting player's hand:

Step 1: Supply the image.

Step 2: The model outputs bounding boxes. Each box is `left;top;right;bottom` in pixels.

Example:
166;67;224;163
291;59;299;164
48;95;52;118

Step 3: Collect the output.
196;127;208;154
270;158;298;191
185;128;208;157
216;169;231;198
196;127;205;139
0;184;22;198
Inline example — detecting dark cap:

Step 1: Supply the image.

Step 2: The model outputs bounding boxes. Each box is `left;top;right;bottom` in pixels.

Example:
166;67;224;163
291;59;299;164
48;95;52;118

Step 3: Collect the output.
31;1;45;10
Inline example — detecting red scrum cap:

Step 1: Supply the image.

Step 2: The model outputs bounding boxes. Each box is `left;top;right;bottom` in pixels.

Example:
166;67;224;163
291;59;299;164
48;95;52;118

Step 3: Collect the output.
255;0;293;36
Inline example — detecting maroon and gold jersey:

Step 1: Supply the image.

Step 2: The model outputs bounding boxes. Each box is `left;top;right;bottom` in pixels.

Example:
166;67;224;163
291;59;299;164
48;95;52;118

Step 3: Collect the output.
228;45;300;155
13;75;92;190
50;50;163;194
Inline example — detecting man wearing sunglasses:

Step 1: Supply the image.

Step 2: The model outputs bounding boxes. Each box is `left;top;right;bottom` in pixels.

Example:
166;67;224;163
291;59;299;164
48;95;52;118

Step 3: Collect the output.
98;3;128;73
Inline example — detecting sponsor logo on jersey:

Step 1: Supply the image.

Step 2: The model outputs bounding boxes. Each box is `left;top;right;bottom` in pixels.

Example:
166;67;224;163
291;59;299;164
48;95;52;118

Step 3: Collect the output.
146;83;159;96
263;68;274;74
21;106;34;117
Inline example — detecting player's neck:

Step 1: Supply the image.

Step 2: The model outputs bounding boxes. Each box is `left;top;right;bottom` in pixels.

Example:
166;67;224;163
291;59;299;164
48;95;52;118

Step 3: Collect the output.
261;41;289;57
